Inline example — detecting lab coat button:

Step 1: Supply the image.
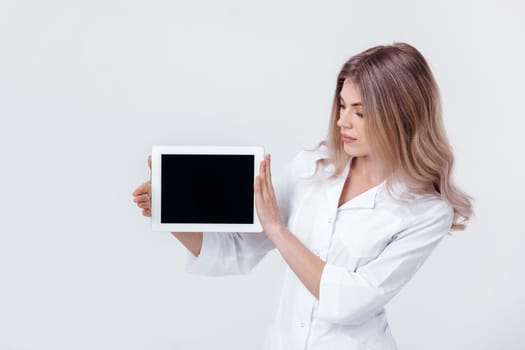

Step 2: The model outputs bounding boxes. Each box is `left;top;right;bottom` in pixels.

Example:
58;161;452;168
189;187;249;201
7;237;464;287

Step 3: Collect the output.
299;322;305;328
328;217;334;224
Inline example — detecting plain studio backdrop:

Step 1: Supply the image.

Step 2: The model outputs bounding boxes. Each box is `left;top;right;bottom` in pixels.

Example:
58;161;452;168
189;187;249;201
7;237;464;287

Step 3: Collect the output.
1;0;524;349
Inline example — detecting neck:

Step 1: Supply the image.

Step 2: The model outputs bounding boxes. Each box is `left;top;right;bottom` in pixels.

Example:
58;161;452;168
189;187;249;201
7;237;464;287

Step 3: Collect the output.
349;156;384;185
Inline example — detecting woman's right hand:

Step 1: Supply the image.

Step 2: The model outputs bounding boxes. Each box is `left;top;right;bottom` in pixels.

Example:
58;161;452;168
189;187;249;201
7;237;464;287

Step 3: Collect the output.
132;155;152;217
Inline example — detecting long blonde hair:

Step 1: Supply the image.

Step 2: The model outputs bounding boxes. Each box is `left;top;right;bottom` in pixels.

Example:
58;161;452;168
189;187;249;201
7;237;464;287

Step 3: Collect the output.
305;42;473;231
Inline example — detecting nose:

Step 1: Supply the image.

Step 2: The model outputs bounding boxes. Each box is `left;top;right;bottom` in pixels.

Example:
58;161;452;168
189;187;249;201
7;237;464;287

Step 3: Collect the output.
337;109;353;129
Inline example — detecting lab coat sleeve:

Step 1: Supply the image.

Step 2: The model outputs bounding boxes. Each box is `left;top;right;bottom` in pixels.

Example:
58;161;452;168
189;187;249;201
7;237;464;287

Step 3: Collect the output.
317;198;454;326
184;152;299;276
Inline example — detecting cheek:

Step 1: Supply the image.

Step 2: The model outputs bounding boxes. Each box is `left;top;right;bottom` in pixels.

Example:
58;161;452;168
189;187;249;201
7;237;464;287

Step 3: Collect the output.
356;123;369;144
358;134;371;151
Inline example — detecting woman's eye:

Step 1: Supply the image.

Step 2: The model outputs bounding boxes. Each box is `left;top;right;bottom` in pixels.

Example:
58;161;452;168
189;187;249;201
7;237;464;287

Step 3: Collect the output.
338;103;345;109
356;112;363;118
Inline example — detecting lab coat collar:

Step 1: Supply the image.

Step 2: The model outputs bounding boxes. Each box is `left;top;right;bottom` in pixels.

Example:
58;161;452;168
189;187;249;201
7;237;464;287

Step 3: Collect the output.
324;157;384;211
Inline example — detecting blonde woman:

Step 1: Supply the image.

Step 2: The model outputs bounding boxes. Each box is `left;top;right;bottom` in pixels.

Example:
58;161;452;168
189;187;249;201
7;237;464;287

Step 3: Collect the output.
132;42;473;349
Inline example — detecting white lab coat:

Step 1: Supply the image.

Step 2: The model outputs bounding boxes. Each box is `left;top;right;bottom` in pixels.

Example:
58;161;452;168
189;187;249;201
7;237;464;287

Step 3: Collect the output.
185;144;454;349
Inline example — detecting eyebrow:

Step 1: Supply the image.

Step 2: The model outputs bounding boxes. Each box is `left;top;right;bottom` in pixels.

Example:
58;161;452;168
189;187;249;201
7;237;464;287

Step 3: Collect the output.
338;95;362;107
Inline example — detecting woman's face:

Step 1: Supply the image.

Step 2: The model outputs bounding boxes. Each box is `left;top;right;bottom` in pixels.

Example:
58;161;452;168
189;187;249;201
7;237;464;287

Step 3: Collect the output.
336;80;371;158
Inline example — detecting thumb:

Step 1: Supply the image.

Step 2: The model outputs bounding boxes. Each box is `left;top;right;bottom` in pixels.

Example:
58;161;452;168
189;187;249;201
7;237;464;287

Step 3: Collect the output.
148;155;152;170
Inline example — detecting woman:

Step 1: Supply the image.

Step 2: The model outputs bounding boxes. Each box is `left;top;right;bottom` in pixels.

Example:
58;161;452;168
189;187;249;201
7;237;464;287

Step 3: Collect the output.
132;42;473;349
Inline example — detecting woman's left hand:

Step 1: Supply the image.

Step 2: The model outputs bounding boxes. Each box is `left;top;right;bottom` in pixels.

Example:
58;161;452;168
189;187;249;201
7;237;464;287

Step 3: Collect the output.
254;154;284;239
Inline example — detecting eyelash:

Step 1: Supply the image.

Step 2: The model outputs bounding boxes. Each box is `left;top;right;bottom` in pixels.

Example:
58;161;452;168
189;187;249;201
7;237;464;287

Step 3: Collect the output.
337;102;363;118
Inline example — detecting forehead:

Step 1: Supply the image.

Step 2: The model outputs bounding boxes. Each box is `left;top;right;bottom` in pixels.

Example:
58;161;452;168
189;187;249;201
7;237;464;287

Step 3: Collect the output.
339;80;362;103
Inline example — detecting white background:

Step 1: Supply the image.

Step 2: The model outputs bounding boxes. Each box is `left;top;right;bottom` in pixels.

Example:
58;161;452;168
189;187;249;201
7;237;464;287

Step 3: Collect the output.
1;0;524;349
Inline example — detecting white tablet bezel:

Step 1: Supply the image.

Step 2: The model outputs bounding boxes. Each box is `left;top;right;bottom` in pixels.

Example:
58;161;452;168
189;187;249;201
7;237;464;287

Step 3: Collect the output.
151;145;265;233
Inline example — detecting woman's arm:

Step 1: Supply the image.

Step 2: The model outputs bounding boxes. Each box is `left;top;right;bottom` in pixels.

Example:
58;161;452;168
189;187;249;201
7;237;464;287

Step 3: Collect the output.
184;151;300;276
266;226;325;298
315;199;454;326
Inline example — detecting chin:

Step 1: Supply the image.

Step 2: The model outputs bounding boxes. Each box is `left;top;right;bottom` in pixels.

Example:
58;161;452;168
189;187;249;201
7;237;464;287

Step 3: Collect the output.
342;145;366;158
342;144;356;153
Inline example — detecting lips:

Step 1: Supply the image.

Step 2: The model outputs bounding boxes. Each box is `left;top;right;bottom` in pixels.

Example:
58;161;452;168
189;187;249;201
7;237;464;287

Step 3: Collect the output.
341;134;357;141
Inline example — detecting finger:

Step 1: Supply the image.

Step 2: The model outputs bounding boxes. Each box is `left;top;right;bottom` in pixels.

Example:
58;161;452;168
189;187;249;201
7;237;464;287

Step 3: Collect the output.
135;182;149;195
255;175;265;198
265;154;273;192
260;160;271;200
137;201;150;209
259;158;265;178
258;160;265;188
148;155;152;170
134;194;150;203
142;208;151;217
254;176;261;207
258;159;265;182
132;181;150;196
132;184;146;196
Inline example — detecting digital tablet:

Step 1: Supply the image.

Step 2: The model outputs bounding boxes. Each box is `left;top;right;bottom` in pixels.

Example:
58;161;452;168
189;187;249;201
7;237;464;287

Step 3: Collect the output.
151;145;265;232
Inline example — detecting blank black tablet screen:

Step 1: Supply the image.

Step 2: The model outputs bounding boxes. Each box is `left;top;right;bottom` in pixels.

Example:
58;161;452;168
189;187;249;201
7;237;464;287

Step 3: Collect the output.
161;154;254;224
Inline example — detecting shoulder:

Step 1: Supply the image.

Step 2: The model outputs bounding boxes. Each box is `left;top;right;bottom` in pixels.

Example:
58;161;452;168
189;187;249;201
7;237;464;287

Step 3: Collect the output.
379;188;454;238
288;143;330;178
407;195;453;221
378;180;454;233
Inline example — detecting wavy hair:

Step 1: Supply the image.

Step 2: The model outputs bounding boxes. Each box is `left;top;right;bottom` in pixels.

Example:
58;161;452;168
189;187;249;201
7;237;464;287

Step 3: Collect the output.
304;42;473;231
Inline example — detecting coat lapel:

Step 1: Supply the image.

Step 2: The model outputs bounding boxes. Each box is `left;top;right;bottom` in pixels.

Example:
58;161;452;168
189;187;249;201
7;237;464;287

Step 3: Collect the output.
323;158;384;213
